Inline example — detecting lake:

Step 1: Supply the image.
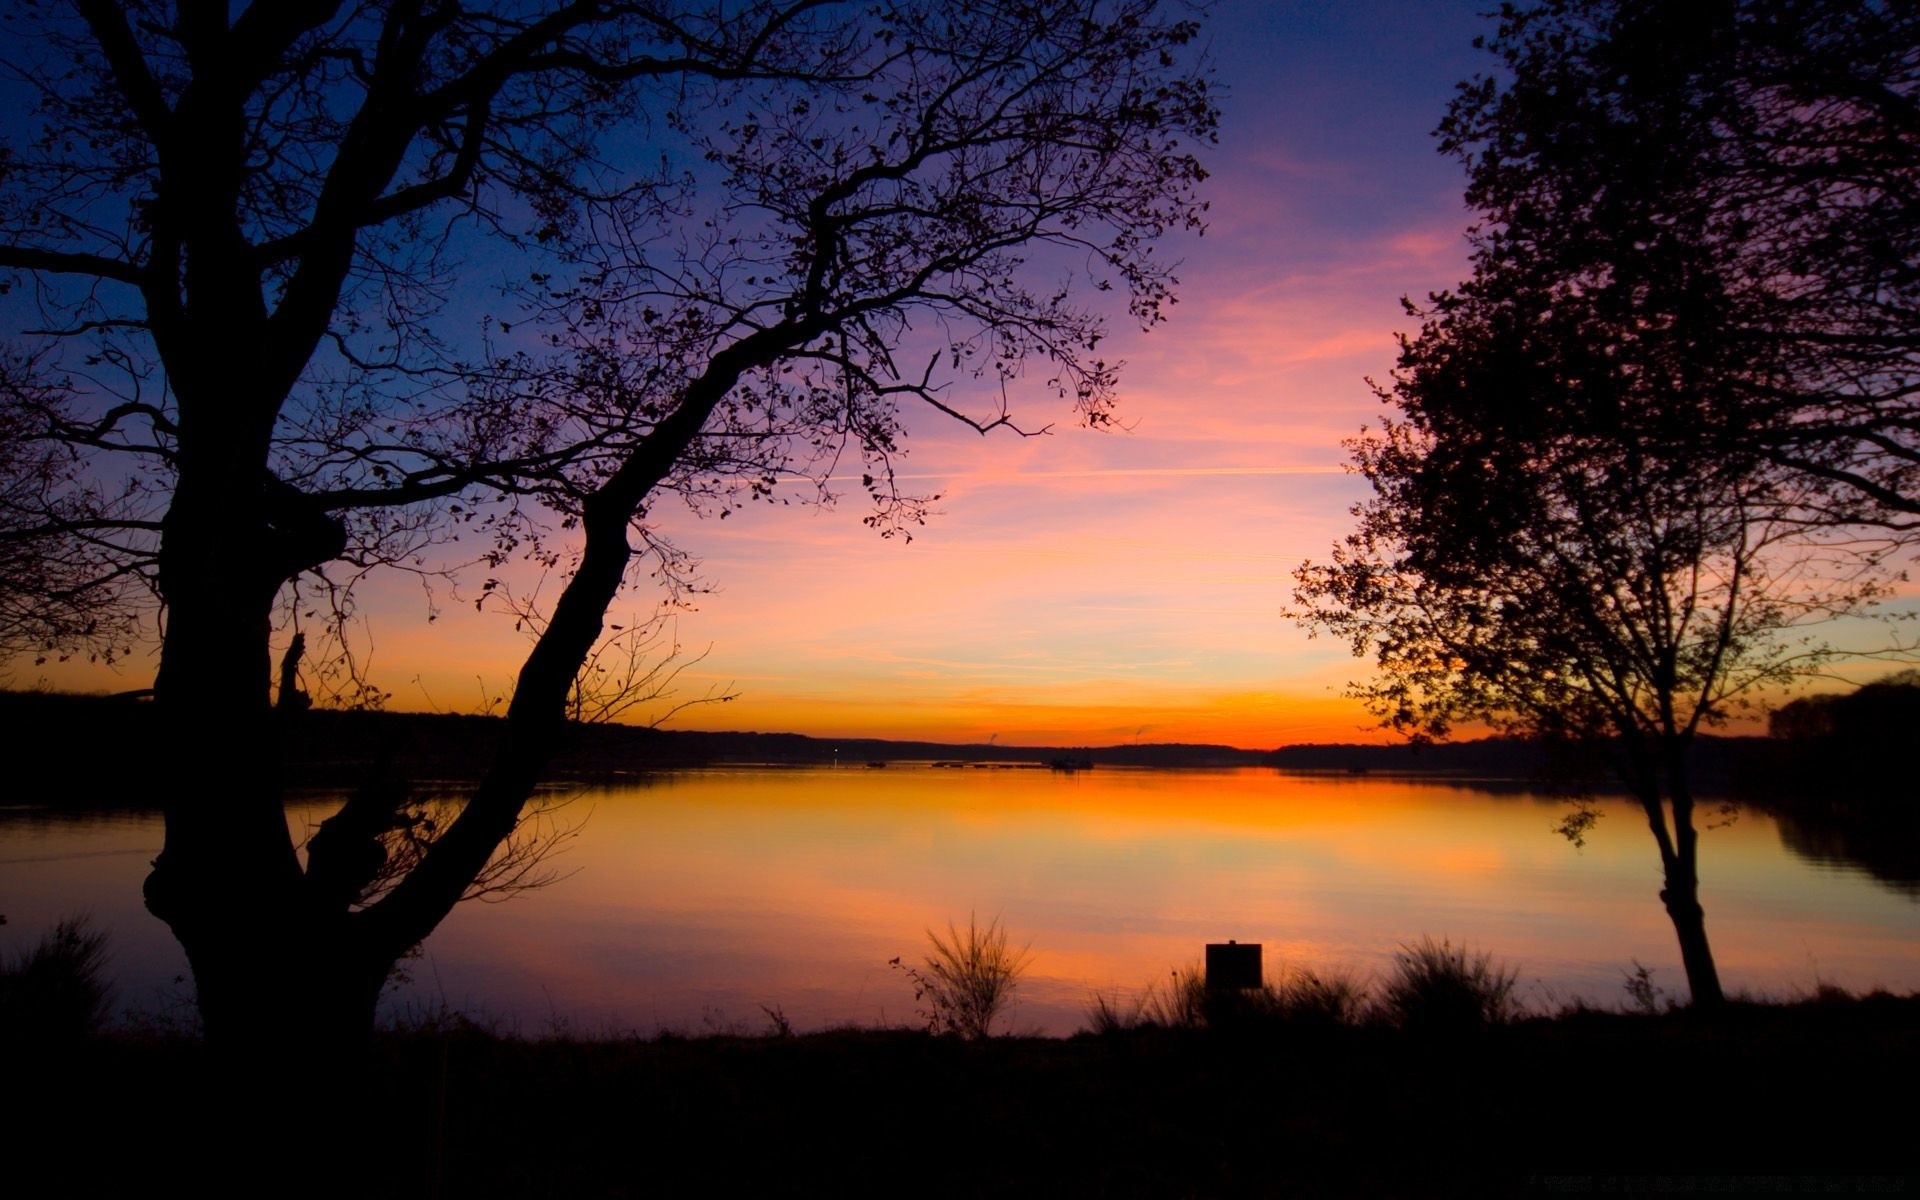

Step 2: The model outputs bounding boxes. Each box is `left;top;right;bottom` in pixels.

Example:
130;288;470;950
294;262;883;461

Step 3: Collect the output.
2;765;1913;1036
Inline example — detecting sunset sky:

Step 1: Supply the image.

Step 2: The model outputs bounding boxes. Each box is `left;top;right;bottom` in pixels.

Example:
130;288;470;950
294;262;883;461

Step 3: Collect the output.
420;1;1490;745
364;0;1493;748
24;2;1902;747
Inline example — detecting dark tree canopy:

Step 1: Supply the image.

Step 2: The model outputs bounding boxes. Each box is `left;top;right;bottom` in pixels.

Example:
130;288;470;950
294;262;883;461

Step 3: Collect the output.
1441;0;1920;532
1769;669;1920;743
0;0;1216;1056
1291;275;1889;1008
1294;0;1916;1008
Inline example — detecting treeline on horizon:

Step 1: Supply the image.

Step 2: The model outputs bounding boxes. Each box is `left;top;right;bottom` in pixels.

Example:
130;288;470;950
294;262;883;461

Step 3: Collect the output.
9;674;1914;795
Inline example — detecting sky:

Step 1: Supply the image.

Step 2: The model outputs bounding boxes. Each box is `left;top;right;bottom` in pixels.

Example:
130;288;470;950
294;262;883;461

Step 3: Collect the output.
363;1;1494;747
32;2;1891;748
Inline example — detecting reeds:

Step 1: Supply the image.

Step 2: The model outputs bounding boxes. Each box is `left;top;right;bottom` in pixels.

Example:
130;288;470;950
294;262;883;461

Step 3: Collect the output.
0;915;112;1040
1086;939;1523;1035
892;913;1031;1039
1086;962;1371;1033
1377;936;1519;1032
1276;967;1369;1027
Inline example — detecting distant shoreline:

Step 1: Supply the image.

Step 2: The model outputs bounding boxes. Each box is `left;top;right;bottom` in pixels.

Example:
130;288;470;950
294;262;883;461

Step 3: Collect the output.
3;688;1782;792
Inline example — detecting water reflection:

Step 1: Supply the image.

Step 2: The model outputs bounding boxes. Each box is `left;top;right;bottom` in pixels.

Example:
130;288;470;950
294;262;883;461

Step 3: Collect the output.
1771;809;1920;900
1;767;1913;1035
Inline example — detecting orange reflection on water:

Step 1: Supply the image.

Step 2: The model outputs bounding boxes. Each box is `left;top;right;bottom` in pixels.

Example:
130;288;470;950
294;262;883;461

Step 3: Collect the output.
3;768;1911;1034
396;767;1917;1035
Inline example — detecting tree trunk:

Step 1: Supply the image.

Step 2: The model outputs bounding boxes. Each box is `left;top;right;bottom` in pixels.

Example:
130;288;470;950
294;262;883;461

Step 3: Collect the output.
1624;735;1727;1010
1660;745;1726;1009
185;922;388;1053
142;384;368;1049
1659;865;1726;1009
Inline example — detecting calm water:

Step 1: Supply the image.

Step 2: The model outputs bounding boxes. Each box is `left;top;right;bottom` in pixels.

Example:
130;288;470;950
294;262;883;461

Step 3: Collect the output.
2;766;1913;1035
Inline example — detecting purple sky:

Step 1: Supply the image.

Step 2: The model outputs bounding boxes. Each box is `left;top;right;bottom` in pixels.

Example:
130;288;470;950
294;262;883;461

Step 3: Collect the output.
34;2;1734;746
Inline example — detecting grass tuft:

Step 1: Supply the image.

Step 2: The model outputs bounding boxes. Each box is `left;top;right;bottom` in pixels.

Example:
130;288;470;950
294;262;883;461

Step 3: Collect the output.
1143;964;1209;1028
1096;962;1372;1033
1083;988;1150;1035
1276;967;1370;1027
1377;936;1519;1033
892;913;1031;1039
1;915;112;1041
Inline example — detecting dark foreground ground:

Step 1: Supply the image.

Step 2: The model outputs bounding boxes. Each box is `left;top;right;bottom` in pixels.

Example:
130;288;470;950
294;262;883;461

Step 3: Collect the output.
9;995;1917;1198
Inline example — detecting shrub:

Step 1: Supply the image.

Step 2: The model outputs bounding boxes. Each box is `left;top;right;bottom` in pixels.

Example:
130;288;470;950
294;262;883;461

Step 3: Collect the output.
1621;959;1671;1015
1377;936;1519;1033
0;915;112;1040
1143;964;1209;1029
1112;962;1371;1033
891;913;1031;1040
1275;967;1369;1027
1084;988;1150;1035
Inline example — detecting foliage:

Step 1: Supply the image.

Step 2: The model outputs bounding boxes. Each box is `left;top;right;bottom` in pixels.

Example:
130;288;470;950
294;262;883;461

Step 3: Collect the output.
1143;964;1209;1029
1276;967;1370;1028
1090;962;1370;1033
0;915;113;1041
1756;669;1918;846
1769;669;1920;743
1376;937;1520;1034
1288;280;1883;1006
892;914;1031;1040
1293;288;1887;754
1621;960;1671;1016
1439;0;1920;534
1083;987;1151;1035
1292;0;1912;1010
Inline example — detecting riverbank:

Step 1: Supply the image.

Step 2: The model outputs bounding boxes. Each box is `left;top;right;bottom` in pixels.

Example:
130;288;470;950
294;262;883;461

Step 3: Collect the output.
11;993;1917;1196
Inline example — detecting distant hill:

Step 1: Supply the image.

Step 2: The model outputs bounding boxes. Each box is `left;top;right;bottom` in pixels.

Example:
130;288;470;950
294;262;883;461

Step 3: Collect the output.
4;689;1785;804
1265;734;1771;791
1266;736;1556;776
0;691;1267;802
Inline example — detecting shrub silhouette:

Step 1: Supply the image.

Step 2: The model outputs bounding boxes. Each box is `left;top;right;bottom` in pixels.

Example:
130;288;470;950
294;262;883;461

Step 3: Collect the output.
1276;968;1370;1027
1378;937;1518;1033
1097;963;1370;1033
1;916;112;1041
892;914;1031;1040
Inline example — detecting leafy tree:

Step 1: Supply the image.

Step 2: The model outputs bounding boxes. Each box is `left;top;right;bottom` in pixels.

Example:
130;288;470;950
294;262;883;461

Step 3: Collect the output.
1440;0;1920;534
1764;669;1920;825
0;1;1214;1049
1769;669;1920;742
1292;279;1892;1008
1294;0;1916;1009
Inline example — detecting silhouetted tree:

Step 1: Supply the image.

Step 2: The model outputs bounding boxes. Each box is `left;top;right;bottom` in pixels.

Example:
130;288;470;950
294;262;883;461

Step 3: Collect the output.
0;1;1214;1050
1292;279;1893;1008
1770;669;1920;744
1764;669;1920;821
1441;0;1920;535
1294;0;1916;1009
0;351;151;670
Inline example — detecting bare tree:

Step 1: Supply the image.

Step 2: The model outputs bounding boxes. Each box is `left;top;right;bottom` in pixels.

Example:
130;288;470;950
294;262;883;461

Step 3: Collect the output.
0;1;1215;1049
0;350;154;671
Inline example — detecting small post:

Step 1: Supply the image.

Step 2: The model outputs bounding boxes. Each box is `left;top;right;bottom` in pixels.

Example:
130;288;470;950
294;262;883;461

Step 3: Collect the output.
1204;940;1262;992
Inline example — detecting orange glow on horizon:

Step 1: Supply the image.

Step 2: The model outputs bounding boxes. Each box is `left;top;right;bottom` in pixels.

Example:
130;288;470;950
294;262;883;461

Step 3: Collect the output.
14;2;1906;752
